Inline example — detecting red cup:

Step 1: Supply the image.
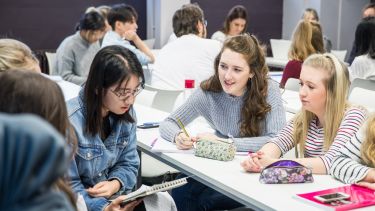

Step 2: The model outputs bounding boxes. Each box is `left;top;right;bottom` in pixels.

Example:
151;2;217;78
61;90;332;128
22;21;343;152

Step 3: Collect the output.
185;79;195;89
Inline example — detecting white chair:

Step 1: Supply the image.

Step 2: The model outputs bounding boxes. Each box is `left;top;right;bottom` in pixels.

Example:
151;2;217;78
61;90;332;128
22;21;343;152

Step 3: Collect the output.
284;78;300;92
136;85;183;184
348;78;375;112
270;39;291;60
141;84;184;113
143;38;156;49
45;52;56;75
331;50;347;62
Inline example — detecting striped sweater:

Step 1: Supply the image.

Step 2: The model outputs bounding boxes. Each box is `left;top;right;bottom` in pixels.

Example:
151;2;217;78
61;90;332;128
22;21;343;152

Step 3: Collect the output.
330;125;373;184
269;107;367;173
159;79;286;152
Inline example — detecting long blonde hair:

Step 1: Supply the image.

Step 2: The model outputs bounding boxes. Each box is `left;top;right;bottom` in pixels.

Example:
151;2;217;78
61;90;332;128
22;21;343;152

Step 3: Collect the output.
0;39;40;72
289;20;324;61
293;53;350;157
361;114;375;168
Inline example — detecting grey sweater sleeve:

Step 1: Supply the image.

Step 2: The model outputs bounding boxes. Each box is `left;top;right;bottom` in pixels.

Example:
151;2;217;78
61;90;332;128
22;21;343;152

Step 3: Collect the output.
159;92;201;142
233;80;287;152
57;51;86;85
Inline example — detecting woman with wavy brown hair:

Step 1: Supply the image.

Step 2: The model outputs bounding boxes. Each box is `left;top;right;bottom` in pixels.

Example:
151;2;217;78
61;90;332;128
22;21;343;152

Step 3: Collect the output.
330;113;375;189
159;34;286;211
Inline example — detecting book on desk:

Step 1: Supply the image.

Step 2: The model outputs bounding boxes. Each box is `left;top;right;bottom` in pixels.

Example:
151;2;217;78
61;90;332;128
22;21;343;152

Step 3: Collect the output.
295;184;375;210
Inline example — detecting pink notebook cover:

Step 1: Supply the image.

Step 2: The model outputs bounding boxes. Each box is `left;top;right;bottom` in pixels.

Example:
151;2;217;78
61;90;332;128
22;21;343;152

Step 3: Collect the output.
296;184;375;211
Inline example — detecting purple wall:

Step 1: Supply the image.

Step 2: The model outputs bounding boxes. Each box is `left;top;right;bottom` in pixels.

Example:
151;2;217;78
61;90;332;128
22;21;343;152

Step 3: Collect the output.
193;0;283;55
0;0;147;50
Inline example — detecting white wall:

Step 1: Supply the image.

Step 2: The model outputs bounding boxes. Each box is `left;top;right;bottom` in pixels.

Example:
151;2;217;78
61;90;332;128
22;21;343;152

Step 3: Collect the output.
282;0;369;52
147;0;190;49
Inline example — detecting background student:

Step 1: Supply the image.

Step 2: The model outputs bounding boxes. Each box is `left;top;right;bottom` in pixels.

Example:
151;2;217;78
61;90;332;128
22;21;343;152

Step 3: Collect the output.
55;11;106;85
211;5;248;43
160;34;286;211
0;38;80;101
302;8;332;52
102;3;154;65
67;45;175;211
151;3;222;90
330;114;375;189
280;20;325;88
348;16;375;81
0;70;78;210
241;53;367;174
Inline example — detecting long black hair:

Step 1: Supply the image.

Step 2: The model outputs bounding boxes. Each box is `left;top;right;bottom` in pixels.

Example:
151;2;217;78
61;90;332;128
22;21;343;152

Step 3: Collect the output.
84;45;144;136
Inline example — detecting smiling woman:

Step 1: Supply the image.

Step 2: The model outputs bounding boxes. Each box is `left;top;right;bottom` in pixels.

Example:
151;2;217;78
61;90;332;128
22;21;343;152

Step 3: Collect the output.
159;34;286;211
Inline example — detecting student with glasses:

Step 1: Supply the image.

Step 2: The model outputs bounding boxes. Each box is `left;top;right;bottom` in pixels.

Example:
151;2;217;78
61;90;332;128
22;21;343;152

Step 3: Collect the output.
67;45;176;211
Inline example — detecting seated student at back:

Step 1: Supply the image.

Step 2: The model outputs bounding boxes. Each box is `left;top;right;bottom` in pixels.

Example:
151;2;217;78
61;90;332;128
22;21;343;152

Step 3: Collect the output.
159;34;286;211
56;11;106;85
241;53;367;175
67;45;176;211
330;113;375;189
151;3;222;90
211;5;248;43
280;20;325;88
102;3;154;65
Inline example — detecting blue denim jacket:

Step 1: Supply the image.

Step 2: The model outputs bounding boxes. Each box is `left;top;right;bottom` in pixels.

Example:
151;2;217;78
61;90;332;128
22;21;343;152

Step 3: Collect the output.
67;90;139;211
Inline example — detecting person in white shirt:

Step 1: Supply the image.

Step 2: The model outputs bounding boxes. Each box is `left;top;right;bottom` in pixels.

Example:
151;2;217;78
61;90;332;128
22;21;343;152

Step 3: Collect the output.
0;38;80;101
211;5;247;43
151;3;222;90
349;17;375;81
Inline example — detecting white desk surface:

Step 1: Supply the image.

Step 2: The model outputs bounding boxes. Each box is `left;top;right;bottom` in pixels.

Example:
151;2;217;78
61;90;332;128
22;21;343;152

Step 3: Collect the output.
134;104;373;210
266;57;288;69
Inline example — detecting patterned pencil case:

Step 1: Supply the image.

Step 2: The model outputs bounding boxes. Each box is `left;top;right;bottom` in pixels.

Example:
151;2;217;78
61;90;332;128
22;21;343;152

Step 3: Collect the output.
259;160;314;184
194;138;236;161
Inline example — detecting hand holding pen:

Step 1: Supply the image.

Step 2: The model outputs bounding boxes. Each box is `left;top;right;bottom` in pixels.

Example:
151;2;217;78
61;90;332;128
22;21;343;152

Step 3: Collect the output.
174;118;197;150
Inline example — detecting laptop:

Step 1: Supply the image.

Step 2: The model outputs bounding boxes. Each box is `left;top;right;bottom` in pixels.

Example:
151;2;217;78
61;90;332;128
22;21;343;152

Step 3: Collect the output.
270;39;291;60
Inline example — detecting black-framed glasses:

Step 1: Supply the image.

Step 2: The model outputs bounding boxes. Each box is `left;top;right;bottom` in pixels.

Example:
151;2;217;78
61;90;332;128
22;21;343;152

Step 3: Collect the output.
110;83;144;100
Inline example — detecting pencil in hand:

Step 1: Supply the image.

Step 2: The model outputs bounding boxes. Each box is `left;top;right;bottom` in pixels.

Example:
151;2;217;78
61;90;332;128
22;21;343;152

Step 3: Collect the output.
176;118;190;137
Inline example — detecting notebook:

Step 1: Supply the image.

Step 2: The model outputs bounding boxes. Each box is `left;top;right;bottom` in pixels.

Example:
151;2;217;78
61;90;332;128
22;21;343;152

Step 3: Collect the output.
120;177;188;206
295;184;375;211
270;39;291;60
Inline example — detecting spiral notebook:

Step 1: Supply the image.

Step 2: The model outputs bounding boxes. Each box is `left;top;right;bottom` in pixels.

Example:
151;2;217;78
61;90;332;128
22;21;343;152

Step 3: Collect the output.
120;177;188;206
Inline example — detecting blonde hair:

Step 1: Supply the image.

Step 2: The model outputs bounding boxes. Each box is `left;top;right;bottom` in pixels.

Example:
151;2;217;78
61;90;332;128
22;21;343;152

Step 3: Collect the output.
0;39;40;72
361;114;375;168
293;53;350;157
289;20;324;61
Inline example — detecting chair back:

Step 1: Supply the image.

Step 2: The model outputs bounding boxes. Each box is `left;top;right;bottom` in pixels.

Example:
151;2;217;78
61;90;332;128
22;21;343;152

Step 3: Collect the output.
137;84;184;113
284;78;300;92
45;52;57;75
270;39;291;60
331;50;347;62
349;78;375;111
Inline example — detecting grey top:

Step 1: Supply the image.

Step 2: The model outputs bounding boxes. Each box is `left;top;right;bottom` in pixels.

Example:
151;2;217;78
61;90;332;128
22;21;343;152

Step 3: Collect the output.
55;32;100;85
159;79;286;152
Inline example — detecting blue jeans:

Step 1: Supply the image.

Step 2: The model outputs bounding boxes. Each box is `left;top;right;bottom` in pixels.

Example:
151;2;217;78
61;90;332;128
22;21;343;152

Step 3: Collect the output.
172;174;243;211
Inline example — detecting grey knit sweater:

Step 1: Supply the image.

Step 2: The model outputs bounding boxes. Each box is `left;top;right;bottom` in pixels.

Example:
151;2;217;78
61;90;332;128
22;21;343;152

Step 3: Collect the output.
159;79;286;152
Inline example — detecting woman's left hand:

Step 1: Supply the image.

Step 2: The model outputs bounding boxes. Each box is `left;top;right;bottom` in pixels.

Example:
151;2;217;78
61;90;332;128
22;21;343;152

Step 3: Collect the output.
356;181;375;190
86;180;121;198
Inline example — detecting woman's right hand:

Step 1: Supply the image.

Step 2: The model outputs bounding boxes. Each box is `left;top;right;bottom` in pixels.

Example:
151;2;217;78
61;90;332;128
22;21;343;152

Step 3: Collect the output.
240;151;264;173
104;195;142;211
174;132;197;150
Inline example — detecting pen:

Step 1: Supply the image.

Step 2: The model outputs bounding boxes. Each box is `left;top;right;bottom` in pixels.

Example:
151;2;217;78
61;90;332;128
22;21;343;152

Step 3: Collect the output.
176;118;190;137
150;138;158;147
